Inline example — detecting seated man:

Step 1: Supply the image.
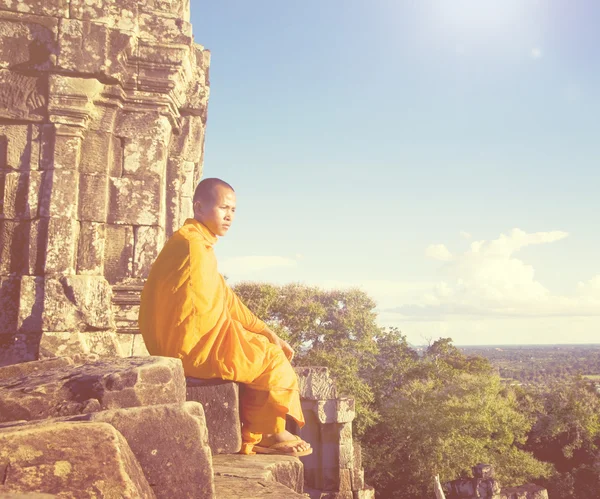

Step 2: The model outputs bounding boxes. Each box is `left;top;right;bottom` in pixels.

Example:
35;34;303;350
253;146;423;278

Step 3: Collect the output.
139;177;311;456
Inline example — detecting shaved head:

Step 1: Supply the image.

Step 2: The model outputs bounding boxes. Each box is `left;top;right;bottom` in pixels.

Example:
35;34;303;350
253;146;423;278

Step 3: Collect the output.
192;178;236;237
193;178;234;204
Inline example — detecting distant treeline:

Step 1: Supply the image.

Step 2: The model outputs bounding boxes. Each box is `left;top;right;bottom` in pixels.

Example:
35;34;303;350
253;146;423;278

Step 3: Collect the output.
460;345;600;384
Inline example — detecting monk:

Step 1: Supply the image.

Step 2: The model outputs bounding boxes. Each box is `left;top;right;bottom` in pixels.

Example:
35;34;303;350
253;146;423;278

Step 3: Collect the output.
138;178;311;456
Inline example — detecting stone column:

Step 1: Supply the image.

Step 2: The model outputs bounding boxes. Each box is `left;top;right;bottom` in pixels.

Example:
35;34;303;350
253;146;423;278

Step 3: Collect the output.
293;367;375;499
0;0;210;366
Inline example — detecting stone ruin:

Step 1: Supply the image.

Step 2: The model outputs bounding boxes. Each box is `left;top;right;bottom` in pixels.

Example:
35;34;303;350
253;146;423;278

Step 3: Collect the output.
0;1;375;497
0;357;374;498
0;0;208;364
443;464;548;499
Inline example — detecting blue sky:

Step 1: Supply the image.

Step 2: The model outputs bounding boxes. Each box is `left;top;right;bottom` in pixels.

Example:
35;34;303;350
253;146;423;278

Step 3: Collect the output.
191;1;600;345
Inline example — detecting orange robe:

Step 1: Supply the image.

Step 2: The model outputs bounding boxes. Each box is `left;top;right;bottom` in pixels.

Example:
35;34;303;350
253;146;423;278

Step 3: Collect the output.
138;218;304;451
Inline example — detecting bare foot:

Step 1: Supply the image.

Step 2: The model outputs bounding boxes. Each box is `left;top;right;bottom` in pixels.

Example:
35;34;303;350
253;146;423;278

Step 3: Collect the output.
260;430;311;453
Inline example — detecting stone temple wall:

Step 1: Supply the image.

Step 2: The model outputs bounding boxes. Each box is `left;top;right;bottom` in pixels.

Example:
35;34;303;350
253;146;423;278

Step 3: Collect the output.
0;0;210;366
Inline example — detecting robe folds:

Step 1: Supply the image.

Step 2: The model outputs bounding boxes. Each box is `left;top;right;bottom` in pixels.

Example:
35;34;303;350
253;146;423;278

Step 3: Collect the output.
138;218;304;442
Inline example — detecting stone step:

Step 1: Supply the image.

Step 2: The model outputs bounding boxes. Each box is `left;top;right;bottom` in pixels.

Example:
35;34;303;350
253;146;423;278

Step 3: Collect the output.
212;455;304;494
215;476;307;499
213;454;305;498
214;476;306;498
186;377;242;454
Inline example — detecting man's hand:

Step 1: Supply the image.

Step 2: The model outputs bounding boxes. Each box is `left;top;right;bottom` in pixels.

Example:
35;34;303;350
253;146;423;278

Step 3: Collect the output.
263;327;294;362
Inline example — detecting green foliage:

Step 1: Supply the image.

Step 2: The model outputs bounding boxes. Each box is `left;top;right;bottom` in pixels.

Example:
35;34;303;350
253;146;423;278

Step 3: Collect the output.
233;282;381;434
232;282;600;498
362;337;552;498
526;377;600;471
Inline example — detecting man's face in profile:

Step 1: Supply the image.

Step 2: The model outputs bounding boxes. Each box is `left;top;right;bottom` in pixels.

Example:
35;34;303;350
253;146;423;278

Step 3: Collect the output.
193;185;236;237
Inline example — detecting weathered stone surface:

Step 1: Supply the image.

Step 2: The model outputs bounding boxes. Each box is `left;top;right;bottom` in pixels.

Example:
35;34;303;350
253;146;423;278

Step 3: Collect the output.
65;402;214;499
0;422;155;498
170;115;206;163
0;277;20;334
68;0;140;31
18;276;114;333
499;484;549;499
0;356;185;423
186;377;241;454
0;13;58;70
0;491;55;498
78;174;109;222
56;18;133;79
77;222;106;274
296;367;339;400
133;225;164;278
0;0;210;397
0;333;40;367
353;487;375;499
108;176;161;225
39;331;122;359
214;476;305;499
0;357;73;382
0;124;42;171
0;0;68;18
43;217;77;274
0;72;47;121
212;454;304;494
39;170;78;219
2;171;43;220
104;224;134;284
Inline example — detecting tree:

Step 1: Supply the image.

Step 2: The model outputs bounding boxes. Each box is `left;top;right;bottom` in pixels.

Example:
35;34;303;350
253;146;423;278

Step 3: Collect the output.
233;282;381;434
361;339;552;498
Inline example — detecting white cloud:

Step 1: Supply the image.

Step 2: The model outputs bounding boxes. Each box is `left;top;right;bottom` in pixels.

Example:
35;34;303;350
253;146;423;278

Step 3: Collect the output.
425;244;453;261
220;255;298;275
460;231;472;240
385;229;600;321
531;47;542;59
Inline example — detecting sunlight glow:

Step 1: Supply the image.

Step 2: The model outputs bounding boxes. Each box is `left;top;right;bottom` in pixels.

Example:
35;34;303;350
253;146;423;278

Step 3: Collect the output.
430;0;533;42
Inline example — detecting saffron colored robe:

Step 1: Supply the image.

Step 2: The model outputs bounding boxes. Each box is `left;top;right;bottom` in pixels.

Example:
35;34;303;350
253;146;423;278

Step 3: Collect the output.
138;218;304;448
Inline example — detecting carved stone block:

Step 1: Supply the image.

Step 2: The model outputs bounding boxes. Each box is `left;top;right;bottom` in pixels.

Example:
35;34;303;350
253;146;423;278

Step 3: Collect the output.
0;422;155;498
0;356;186;423
78;174;109;222
0;333;40;367
0;0;69;18
39;331;122;359
0;71;47;121
133;225;164;279
296;367;339;400
46;127;82;170
57;18;134;80
44;216;77;274
0;219;45;275
170;115;206;162
2;171;43;219
139;13;192;45
104;224;134;284
186;378;241;454
69;402;215;499
17;275;114;333
0;276;19;334
108;176;161;225
39;169;78;218
0;356;74;381
0;124;41;170
118;117;171;177
77;221;106;274
80;131;112;175
68;0;140;31
0;13;58;70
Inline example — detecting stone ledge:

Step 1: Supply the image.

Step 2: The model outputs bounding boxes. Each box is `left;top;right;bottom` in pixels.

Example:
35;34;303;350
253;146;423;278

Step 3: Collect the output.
214;476;306;499
212;454;304;494
186;377;241;454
